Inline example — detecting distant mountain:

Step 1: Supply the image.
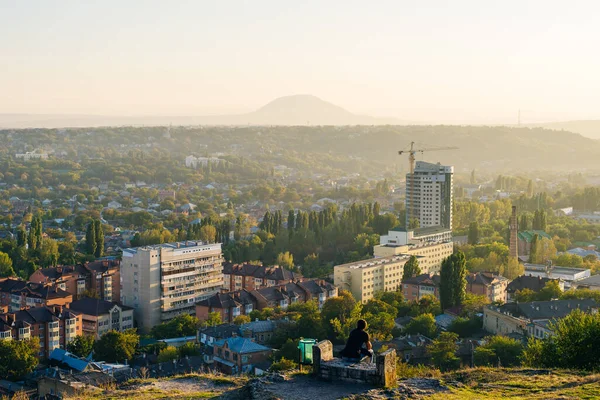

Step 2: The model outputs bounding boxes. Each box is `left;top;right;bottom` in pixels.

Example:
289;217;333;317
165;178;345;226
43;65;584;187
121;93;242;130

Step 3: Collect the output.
0;95;403;129
528;120;600;140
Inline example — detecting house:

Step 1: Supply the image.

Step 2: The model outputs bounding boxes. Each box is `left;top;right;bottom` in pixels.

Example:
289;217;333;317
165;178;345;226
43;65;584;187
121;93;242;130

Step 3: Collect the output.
0;278;73;312
566;247;600;259
483;299;599;337
572;274;600;291
517;230;552;258
0;306;82;359
466;272;508;303
240;320;278;344
222;262;303;292
68;298;134;338
402;274;441;302
506;275;563;302
106;201;122;209
212;336;272;374
198;323;241;346
196;279;337;323
375;334;433;365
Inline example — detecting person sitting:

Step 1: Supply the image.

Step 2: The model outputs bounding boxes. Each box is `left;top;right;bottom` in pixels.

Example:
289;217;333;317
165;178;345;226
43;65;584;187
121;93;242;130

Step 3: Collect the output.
340;319;373;362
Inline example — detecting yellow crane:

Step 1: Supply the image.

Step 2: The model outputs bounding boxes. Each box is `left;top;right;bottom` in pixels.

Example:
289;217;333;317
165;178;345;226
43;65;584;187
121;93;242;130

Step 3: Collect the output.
399;141;458;225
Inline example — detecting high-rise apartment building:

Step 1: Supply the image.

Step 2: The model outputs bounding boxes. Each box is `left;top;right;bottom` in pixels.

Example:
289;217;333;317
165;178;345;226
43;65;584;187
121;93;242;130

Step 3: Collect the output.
121;241;223;332
406;161;454;230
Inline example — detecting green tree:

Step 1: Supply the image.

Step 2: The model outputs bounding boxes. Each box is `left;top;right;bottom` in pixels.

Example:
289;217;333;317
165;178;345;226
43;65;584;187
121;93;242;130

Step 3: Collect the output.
94;330;139;363
504;257;524;280
202;311;222;328
39;238;59;267
527;180;534;198
157;346;179;363
536;280;562;301
404;313;437;338
86;221;97;256
0;251;16;277
474;335;523;367
0;337;39;380
178;342;202;358
234;315;251;325
514;288;536;303
468;221;479;245
200;224;217;243
94;219;104;258
66;334;95;358
428;332;460;371
402;255;421;280
439;251;467;311
523;309;600;370
276;251;294;270
151;314;200;339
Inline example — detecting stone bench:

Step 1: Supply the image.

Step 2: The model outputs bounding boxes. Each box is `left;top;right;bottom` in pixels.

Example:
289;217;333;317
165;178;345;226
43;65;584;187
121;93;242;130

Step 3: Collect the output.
312;340;396;387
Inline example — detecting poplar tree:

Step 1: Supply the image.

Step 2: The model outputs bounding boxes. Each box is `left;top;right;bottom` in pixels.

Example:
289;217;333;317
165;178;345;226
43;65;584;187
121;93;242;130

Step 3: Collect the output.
86;221;97;255
94;219;104;258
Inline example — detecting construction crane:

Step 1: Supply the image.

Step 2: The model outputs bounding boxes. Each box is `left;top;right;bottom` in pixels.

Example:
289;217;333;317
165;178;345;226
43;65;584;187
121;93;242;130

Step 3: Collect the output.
399;141;458;226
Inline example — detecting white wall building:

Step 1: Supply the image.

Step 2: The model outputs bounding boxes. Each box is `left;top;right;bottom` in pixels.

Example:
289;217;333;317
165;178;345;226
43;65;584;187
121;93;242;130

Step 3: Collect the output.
406;161;453;230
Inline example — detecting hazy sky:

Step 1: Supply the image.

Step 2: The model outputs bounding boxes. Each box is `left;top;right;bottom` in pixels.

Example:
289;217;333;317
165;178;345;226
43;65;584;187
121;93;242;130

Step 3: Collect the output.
2;1;599;123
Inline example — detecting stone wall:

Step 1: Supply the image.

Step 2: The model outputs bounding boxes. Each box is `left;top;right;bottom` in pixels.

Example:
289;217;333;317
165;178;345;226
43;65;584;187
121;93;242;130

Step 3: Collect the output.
312;340;396;387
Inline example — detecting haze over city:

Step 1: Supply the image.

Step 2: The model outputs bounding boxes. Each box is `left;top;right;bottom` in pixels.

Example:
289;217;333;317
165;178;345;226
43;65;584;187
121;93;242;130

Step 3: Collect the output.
2;0;600;124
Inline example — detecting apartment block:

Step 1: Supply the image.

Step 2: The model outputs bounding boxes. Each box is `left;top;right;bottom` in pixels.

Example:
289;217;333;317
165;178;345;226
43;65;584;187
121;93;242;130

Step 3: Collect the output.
0;278;73;312
402;273;441;302
0;305;82;359
406;161;453;230
68;298;134;338
121;241;223;332
29;259;121;303
222;262;302;292
466;272;509;303
334;255;410;304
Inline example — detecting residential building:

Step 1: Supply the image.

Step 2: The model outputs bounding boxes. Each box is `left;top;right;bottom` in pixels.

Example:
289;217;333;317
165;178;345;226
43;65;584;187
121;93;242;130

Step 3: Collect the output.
0;278;72;312
15;151;48;161
405;161;453;230
240;320;278;344
67;298;134;338
517;230;551;259
401;273;441;302
196;279;337;323
0;306;82;359
198;323;241;346
522;263;590;289
334;255;410;303
466;272;509;303
212;336;272;374
506;275;564;302
29;259;121;302
374;227;454;274
572;274;600;291
483;299;599;337
121;241;223;332
222;262;302;292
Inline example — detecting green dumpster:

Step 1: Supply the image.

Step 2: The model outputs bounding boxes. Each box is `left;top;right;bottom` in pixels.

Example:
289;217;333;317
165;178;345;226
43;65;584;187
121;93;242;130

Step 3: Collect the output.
298;338;317;365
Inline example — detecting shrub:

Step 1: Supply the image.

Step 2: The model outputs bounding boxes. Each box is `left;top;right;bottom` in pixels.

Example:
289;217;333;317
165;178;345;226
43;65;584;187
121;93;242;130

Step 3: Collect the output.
270;357;296;372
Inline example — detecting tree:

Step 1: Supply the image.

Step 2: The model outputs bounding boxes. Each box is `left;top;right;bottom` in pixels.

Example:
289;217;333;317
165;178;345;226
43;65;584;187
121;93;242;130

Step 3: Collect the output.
402;255;421;280
448;316;482;338
0;337;39;380
67;334;95;358
321;290;358;339
504;257;524;280
474;335;523;367
94;219;104;258
199;224;217;243
468;221;479;245
178;342;202;358
151;314;200;339
404;313;437;338
234;315;251;325
39;238;59;267
0;251;15;277
428;332;459;371
519;214;529;231
523;309;600;370
536;280;562;301
514;288;536;303
202;311;222;328
86;221;97;256
470;169;476;185
276;251;294;270
94;330;139;363
527;180;534;198
157;346;179;363
439;251;467;311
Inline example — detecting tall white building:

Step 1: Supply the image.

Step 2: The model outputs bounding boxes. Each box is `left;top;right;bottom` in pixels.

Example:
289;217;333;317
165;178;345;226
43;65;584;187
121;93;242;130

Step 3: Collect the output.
121;241;223;332
406;161;454;230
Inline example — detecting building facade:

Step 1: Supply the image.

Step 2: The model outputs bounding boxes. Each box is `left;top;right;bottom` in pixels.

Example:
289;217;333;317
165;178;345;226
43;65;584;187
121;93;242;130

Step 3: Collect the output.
212;336;272;375
466;272;508;303
68;298;134;338
0;305;82;359
121;241;223;332
406;161;453;230
334;255;410;303
222;263;302;292
401;273;441;302
0;278;73;312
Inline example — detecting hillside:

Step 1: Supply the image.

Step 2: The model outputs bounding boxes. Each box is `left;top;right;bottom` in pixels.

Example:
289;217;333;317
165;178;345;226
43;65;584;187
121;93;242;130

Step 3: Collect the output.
530;120;600;140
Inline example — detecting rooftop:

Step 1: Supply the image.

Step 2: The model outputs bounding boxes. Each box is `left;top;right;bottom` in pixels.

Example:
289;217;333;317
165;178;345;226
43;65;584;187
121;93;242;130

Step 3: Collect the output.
335;255;410;270
517;230;552;243
122;241;221;255
213;336;271;354
68;298;133;316
491;299;599;320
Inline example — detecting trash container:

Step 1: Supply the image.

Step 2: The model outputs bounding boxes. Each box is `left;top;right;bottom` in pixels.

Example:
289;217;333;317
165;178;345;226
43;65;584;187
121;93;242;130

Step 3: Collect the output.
298;338;317;365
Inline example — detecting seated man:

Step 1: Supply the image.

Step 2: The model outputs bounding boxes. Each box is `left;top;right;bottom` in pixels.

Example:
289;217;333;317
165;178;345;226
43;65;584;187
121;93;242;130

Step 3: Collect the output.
340;319;373;362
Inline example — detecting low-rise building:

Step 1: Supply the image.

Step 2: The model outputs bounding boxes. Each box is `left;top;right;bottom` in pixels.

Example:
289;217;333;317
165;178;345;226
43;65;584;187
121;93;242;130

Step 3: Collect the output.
506;275;563;302
483;299;599;337
240;320;278;344
334;255;410;304
67;298;134;338
517;230;552;258
572;274;600;291
401;273;441;302
196;279;337;323
522;263;590;289
466;272;508;303
0;278;73;312
0;305;82;359
212;336;272;374
222;262;302;292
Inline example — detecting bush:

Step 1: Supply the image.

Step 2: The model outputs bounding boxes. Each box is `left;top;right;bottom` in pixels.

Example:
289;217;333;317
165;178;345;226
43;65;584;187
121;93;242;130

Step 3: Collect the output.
448;316;482;338
475;335;523;367
270;357;296;372
157;346;179;363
